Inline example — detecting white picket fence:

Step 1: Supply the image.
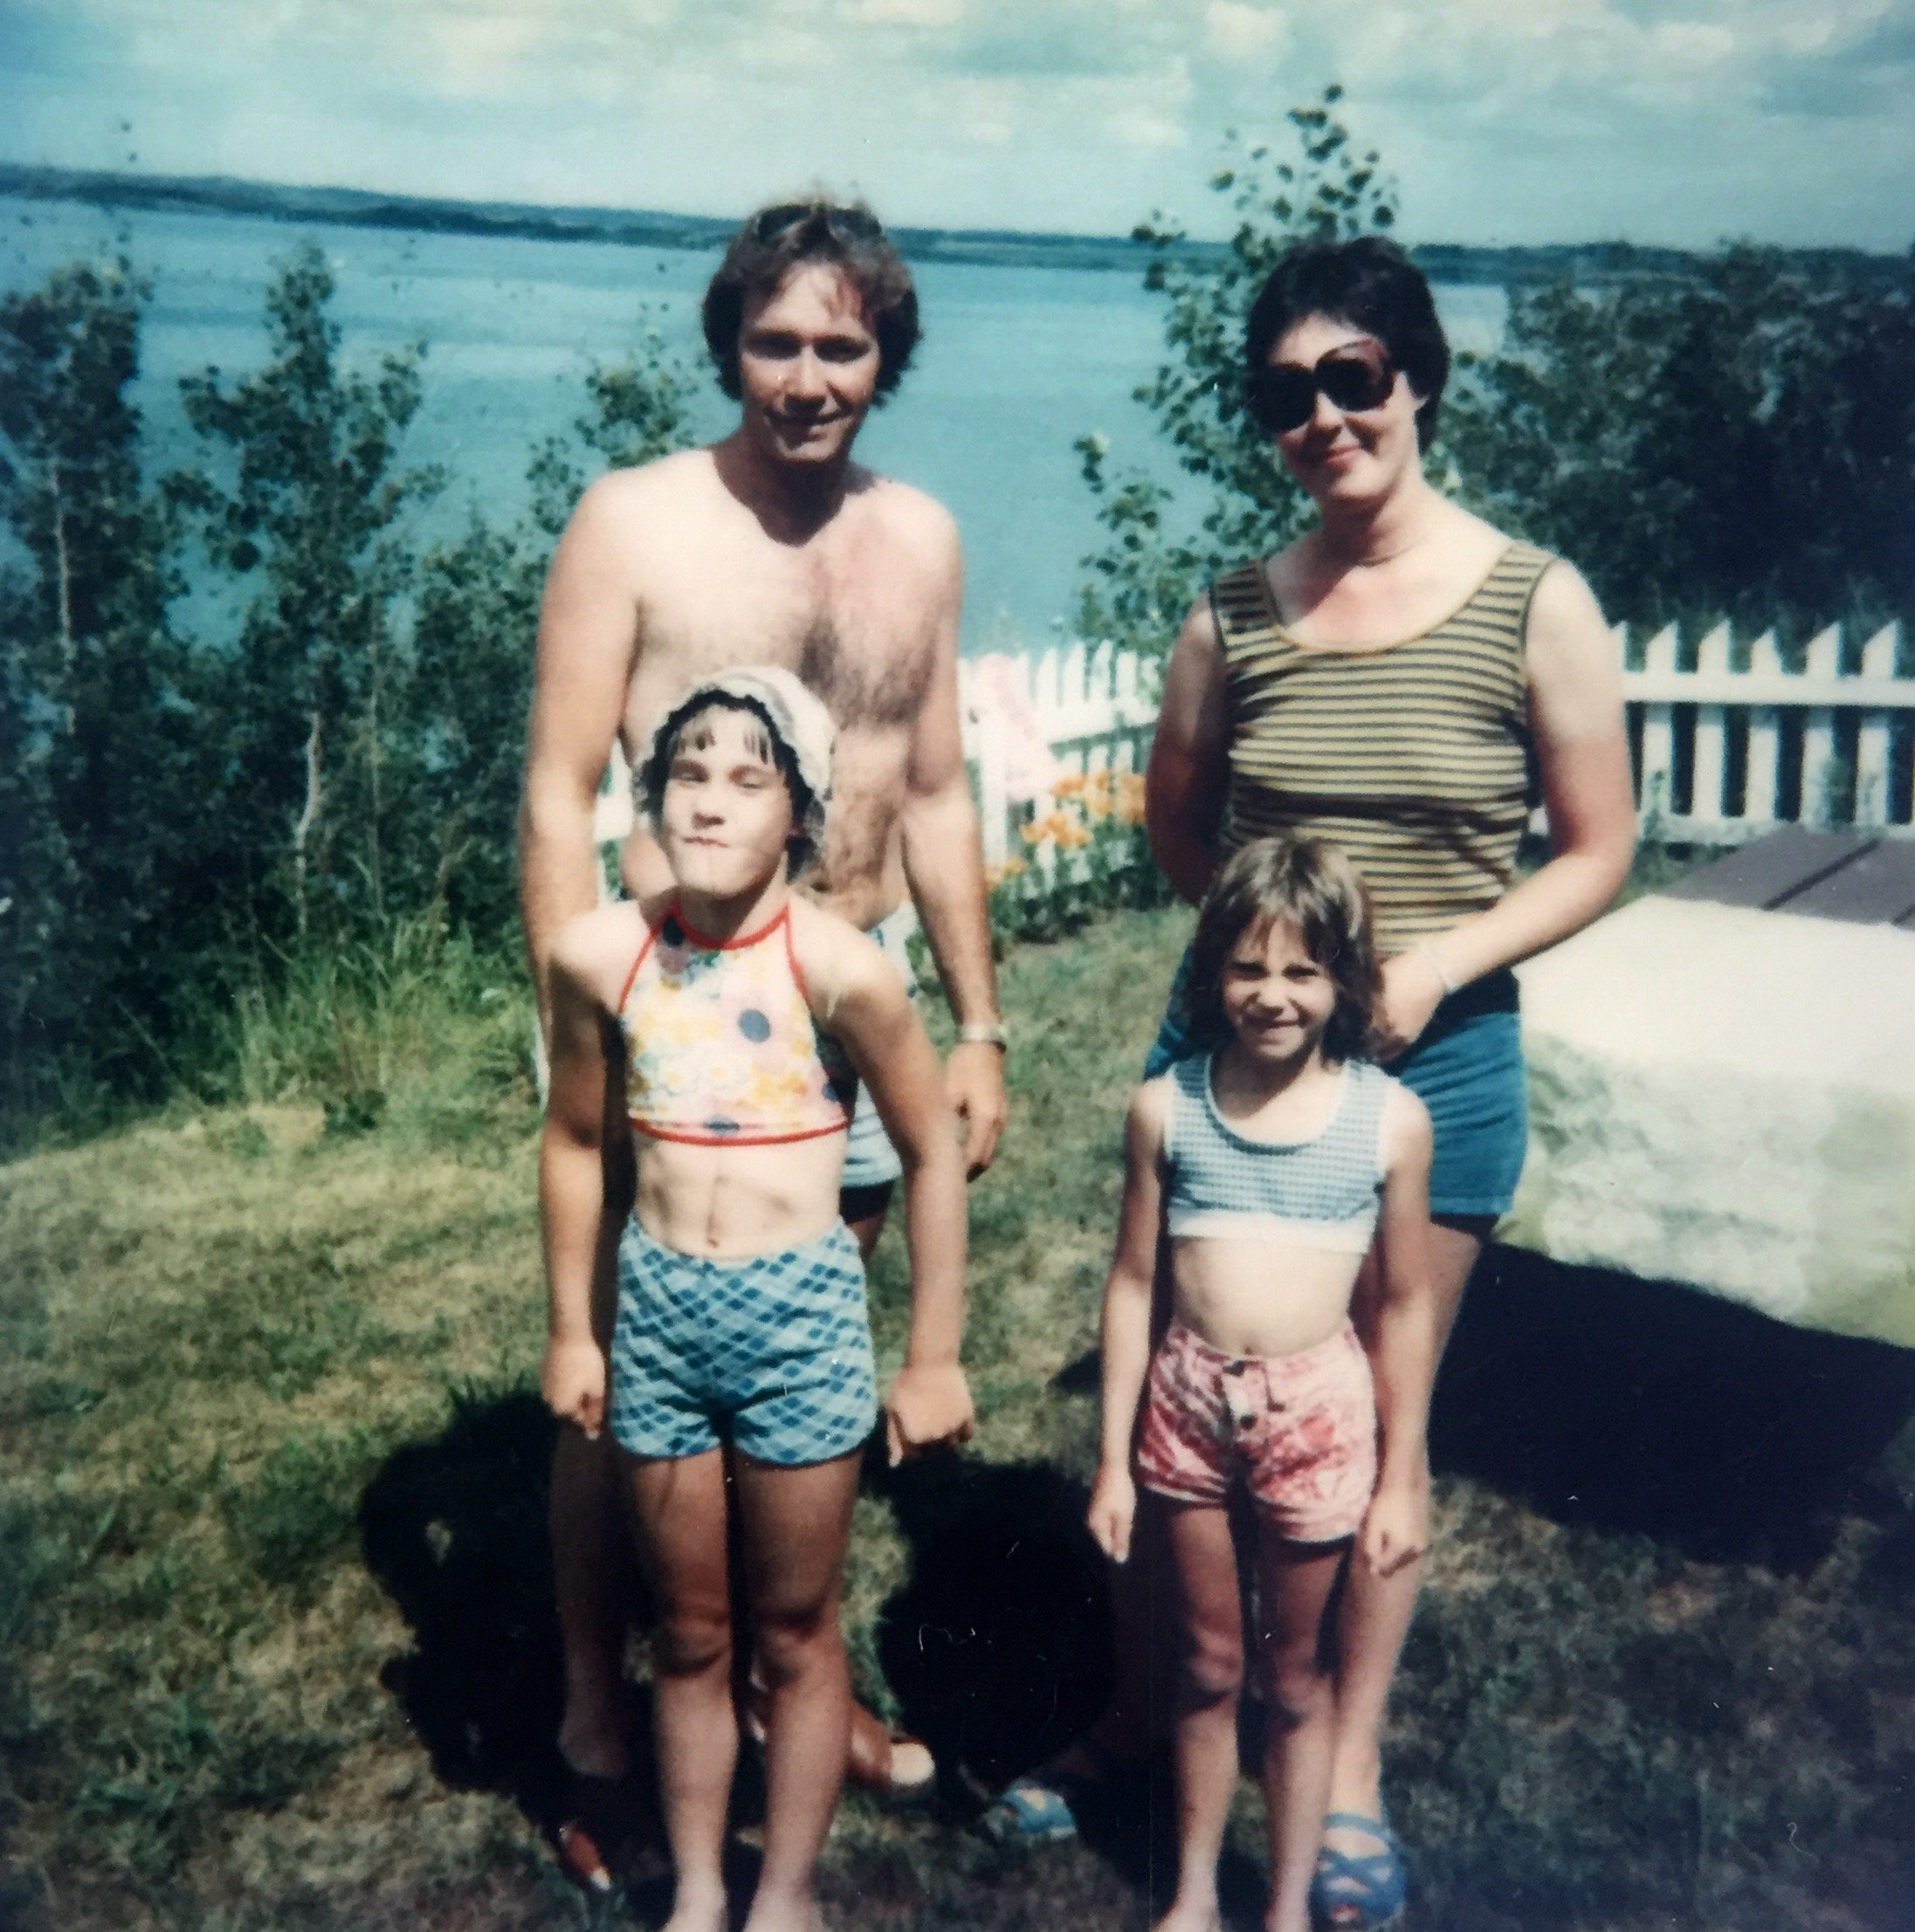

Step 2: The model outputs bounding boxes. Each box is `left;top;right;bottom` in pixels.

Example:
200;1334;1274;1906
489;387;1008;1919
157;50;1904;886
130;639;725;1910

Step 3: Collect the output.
590;621;1915;875
1623;621;1912;842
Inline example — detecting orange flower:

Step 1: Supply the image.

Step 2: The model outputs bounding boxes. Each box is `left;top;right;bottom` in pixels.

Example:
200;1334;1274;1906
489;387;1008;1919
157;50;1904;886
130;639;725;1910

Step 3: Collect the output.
1052;771;1087;799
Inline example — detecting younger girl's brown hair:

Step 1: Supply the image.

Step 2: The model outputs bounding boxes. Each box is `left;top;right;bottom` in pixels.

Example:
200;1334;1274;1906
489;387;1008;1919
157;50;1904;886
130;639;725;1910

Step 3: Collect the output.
1182;836;1381;1063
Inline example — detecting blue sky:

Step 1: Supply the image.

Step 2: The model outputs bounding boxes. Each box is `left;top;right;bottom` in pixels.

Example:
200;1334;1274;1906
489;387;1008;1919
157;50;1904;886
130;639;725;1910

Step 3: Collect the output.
3;0;1912;247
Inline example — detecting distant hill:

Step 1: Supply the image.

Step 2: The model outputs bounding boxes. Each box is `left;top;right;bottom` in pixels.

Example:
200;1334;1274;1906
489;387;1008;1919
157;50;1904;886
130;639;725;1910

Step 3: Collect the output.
1;162;1904;286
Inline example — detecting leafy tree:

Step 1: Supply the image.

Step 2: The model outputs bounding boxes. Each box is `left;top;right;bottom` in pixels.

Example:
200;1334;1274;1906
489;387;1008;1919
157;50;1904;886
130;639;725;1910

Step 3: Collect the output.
1443;246;1915;639
1076;86;1399;661
0;258;189;1107
396;324;699;937
173;241;439;944
527;317;697;536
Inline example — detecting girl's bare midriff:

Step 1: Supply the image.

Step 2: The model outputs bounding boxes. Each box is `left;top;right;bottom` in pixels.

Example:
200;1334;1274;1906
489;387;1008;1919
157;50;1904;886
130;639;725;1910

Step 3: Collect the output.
634;1131;850;1259
1170;1237;1362;1361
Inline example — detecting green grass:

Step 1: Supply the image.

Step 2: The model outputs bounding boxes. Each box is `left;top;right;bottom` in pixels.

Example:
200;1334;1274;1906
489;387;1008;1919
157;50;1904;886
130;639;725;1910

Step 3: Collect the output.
3;893;1912;1929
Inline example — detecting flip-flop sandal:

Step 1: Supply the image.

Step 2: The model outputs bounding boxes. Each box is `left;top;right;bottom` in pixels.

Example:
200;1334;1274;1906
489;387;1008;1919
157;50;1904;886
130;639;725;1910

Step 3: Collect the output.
1310;1810;1408;1929
553;1819;614;1894
742;1683;937;1808
979;1734;1131;1846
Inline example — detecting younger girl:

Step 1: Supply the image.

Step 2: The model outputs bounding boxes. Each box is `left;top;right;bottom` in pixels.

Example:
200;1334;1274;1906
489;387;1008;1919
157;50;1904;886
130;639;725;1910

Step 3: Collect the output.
1087;836;1437;1932
540;667;974;1932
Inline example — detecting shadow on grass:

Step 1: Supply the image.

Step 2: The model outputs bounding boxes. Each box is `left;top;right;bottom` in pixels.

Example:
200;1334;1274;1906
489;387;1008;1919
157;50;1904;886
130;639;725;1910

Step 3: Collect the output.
1433;1247;1915;1567
355;1386;679;1913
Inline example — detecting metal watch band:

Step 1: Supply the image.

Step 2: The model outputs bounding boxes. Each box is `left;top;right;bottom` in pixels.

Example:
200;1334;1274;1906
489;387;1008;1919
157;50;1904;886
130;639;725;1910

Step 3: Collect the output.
955;1021;1009;1050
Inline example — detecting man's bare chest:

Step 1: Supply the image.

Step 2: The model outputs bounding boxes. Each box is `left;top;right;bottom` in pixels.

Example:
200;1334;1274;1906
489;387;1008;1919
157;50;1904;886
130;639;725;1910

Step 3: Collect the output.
632;553;934;731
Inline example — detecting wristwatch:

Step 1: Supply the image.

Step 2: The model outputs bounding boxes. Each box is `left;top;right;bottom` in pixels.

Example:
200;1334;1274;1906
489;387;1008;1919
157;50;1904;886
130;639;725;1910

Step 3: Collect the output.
956;1021;1009;1051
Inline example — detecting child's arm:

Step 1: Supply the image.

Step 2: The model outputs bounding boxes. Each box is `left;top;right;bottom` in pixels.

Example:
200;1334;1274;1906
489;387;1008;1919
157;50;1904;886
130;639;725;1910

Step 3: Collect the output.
1360;1083;1439;1577
1086;1082;1170;1565
538;916;624;1440
806;914;974;1461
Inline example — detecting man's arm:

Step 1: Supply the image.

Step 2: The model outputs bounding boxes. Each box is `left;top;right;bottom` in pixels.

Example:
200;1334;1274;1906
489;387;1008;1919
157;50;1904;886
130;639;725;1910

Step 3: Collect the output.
895;507;1008;1177
519;477;641;1021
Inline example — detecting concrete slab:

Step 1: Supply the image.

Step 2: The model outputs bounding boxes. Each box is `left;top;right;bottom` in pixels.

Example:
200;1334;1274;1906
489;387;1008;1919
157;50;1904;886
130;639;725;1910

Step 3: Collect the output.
1506;895;1915;1350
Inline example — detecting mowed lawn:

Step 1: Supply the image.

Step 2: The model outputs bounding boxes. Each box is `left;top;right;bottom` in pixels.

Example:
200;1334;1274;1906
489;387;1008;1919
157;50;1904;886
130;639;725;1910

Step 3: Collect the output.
4;904;1914;1931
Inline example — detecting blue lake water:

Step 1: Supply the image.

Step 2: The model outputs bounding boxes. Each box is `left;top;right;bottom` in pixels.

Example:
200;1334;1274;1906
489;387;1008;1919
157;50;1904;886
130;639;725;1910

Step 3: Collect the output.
0;194;1505;648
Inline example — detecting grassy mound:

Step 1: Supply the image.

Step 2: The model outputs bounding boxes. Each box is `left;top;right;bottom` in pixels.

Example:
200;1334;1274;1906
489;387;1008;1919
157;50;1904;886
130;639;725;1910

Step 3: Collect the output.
3;904;1912;1929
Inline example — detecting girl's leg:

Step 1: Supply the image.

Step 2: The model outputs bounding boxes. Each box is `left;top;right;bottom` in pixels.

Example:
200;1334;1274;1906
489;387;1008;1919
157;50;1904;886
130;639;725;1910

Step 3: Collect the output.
626;1447;738;1932
1319;1220;1484;1908
1252;1533;1347;1932
1156;1502;1247;1932
731;1447;863;1932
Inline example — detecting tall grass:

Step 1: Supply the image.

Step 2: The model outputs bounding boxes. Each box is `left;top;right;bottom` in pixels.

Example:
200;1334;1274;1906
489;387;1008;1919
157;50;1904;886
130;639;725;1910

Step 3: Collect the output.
215;912;535;1138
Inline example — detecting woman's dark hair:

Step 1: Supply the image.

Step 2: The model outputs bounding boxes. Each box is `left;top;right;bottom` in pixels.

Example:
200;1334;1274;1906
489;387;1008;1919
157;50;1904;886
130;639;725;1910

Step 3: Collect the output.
702;196;920;403
637;692;822;877
1243;237;1450;448
1182;836;1381;1064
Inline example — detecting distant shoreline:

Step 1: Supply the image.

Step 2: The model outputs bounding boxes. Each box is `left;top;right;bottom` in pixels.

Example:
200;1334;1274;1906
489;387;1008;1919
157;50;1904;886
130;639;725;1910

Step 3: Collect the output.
4;162;1903;286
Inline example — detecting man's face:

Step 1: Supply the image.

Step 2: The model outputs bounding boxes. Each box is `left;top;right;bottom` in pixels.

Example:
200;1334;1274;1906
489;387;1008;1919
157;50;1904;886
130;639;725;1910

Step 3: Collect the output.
736;261;882;467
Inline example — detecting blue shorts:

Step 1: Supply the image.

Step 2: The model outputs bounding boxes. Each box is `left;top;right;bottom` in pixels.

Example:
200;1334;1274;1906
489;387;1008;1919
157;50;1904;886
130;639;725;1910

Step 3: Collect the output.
1143;950;1528;1220
608;1217;878;1466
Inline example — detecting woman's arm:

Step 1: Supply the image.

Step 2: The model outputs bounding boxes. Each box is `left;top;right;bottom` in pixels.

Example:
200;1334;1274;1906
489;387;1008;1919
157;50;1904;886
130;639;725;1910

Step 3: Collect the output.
538;923;624;1439
810;919;974;1461
1360;1086;1438;1577
1087;1083;1170;1564
1375;561;1637;1053
1145;595;1232;906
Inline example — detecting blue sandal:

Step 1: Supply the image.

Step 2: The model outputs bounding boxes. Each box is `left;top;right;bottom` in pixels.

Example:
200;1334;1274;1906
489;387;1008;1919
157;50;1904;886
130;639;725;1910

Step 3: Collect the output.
980;1735;1129;1846
1310;1811;1408;1929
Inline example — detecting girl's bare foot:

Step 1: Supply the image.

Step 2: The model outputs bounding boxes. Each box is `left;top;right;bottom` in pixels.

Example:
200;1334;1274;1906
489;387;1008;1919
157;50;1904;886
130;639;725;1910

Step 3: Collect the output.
661;1874;729;1932
739;1891;827;1932
1153;1897;1223;1932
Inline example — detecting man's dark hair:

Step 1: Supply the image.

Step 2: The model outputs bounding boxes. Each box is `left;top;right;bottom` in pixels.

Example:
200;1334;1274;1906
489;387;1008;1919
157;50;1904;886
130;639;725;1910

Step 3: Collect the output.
702;197;920;403
1181;835;1381;1064
1243;237;1450;448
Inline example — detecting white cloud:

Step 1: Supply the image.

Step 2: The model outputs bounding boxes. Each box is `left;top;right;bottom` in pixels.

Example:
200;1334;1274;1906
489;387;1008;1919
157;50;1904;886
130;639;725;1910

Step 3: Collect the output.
844;0;967;24
1650;20;1738;65
1204;2;1290;59
6;0;1912;244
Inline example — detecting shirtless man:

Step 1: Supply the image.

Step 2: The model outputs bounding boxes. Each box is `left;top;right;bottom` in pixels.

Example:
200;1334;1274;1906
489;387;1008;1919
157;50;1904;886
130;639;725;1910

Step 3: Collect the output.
519;198;1008;1868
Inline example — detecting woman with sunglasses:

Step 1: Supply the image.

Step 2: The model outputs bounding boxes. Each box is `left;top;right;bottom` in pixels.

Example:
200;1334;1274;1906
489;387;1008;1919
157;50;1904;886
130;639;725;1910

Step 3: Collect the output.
988;238;1635;1925
1169;236;1640;1929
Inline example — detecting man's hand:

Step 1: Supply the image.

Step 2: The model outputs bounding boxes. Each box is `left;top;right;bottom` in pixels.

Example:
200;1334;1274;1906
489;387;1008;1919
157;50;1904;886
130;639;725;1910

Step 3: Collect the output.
542;1337;608;1440
945;1040;1008;1178
1086;1462;1138;1564
1359;1473;1430;1578
1371;952;1448;1062
885;1361;976;1464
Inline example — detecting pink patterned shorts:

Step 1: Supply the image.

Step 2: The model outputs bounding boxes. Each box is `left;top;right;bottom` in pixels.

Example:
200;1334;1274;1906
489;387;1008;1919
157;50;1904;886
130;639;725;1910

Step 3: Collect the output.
1135;1320;1378;1544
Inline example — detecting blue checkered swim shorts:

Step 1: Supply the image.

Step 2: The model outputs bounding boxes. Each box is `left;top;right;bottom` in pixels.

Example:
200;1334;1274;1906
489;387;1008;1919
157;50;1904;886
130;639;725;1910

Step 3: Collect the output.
608;1216;879;1466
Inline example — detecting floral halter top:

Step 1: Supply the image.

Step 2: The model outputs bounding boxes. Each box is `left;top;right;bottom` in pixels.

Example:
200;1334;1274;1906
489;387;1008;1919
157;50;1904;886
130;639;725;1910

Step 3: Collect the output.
618;903;858;1145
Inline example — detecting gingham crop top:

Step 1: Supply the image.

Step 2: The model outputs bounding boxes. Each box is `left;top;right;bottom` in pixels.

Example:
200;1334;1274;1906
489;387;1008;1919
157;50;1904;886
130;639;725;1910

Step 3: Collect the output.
618;903;858;1146
1162;1053;1394;1253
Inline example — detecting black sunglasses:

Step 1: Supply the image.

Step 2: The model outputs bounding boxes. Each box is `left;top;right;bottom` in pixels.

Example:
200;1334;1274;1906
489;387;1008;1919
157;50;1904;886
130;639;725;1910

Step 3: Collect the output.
749;202;885;244
1245;340;1396;435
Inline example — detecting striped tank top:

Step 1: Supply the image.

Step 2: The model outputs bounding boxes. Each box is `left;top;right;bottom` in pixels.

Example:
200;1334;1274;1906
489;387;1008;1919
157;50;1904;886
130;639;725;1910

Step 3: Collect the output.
1210;540;1555;953
1163;1054;1394;1254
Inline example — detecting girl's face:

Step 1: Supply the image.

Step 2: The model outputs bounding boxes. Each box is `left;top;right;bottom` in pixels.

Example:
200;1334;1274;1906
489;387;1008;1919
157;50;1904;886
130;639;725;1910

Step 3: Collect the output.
1217;917;1339;1067
658;705;797;903
1265;311;1423;512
